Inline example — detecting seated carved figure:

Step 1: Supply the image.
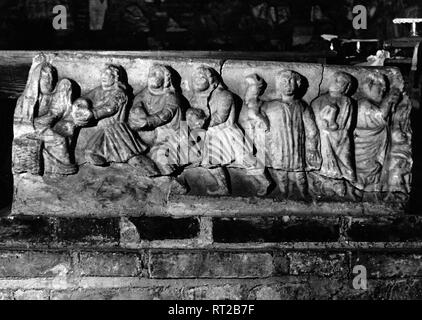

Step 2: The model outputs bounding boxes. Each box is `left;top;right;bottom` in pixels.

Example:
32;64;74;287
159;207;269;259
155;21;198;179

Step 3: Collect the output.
354;71;400;191
188;66;270;196
82;64;147;166
310;71;356;196
13;55;87;175
261;70;321;199
128;64;183;175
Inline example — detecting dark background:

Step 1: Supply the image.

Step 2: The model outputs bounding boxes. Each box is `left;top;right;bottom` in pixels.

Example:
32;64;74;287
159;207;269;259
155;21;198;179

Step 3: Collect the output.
0;0;421;51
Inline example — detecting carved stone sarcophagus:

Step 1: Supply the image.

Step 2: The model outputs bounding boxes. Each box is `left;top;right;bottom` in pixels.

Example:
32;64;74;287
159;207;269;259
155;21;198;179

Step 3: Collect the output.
11;52;413;216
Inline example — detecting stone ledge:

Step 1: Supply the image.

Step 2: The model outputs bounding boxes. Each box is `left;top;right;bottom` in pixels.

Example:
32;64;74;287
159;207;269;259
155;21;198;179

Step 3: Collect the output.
10;195;406;217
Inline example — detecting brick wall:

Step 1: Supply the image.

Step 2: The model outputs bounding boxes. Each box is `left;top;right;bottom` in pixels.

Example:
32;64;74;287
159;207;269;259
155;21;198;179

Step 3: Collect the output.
0;214;421;300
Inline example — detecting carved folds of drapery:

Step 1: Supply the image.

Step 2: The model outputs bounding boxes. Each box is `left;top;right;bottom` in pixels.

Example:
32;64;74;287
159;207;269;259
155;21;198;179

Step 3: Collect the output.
12;53;413;207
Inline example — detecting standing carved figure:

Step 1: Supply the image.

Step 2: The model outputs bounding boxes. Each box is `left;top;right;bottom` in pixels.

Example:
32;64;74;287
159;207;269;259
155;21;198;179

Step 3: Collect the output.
261;70;321;198
354;71;400;191
83;64;146;166
311;71;356;195
129;64;183;175
13;55;87;175
188;66;270;196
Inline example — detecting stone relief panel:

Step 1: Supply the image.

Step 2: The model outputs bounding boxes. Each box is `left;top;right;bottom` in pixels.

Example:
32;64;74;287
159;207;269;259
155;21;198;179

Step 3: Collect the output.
11;53;413;215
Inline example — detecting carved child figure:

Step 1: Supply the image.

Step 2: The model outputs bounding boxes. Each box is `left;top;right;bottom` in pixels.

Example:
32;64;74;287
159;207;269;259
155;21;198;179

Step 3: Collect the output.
185;107;207;166
354;71;400;191
244;74;270;132
311;71;356;196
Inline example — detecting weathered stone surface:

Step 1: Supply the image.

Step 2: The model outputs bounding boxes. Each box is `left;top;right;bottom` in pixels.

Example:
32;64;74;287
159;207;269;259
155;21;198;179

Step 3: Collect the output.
213;216;340;243
370;279;422;300
273;252;290;275
149;251;274;279
108;288;155;300
46;52;223;99
0;275;421;299
0;251;71;277
50;289;116;300
0;291;13;300
167;196;367;217
119;218;141;245
75;252;142;277
221;60;324;105
182;284;243;300
288;252;349;278
14;289;49;300
12;165;177;216
247;281;313;300
305;278;370;300
351;253;422;279
321;65;405;97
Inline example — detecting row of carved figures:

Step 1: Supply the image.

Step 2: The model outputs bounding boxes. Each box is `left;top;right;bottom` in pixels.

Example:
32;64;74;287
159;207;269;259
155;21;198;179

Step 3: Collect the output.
13;55;412;199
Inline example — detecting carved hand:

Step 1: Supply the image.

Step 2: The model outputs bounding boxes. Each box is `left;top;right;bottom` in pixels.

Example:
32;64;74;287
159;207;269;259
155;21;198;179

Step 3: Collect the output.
33;54;46;65
321;105;338;130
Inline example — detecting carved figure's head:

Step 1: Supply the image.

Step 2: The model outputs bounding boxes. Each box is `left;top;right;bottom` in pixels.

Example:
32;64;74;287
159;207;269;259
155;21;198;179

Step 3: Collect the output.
192;66;220;93
245;74;267;100
329;71;352;96
39;63;57;95
275;70;301;97
148;64;175;93
101;64;121;89
186;107;207;130
362;71;388;103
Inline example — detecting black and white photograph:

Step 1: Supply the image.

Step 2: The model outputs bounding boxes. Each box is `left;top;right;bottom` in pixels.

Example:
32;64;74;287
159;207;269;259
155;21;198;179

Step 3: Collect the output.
0;0;421;306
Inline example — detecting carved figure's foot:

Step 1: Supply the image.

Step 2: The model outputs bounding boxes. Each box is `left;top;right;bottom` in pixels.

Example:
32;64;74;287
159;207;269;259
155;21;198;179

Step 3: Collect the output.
206;168;230;196
254;174;271;197
206;186;229;196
